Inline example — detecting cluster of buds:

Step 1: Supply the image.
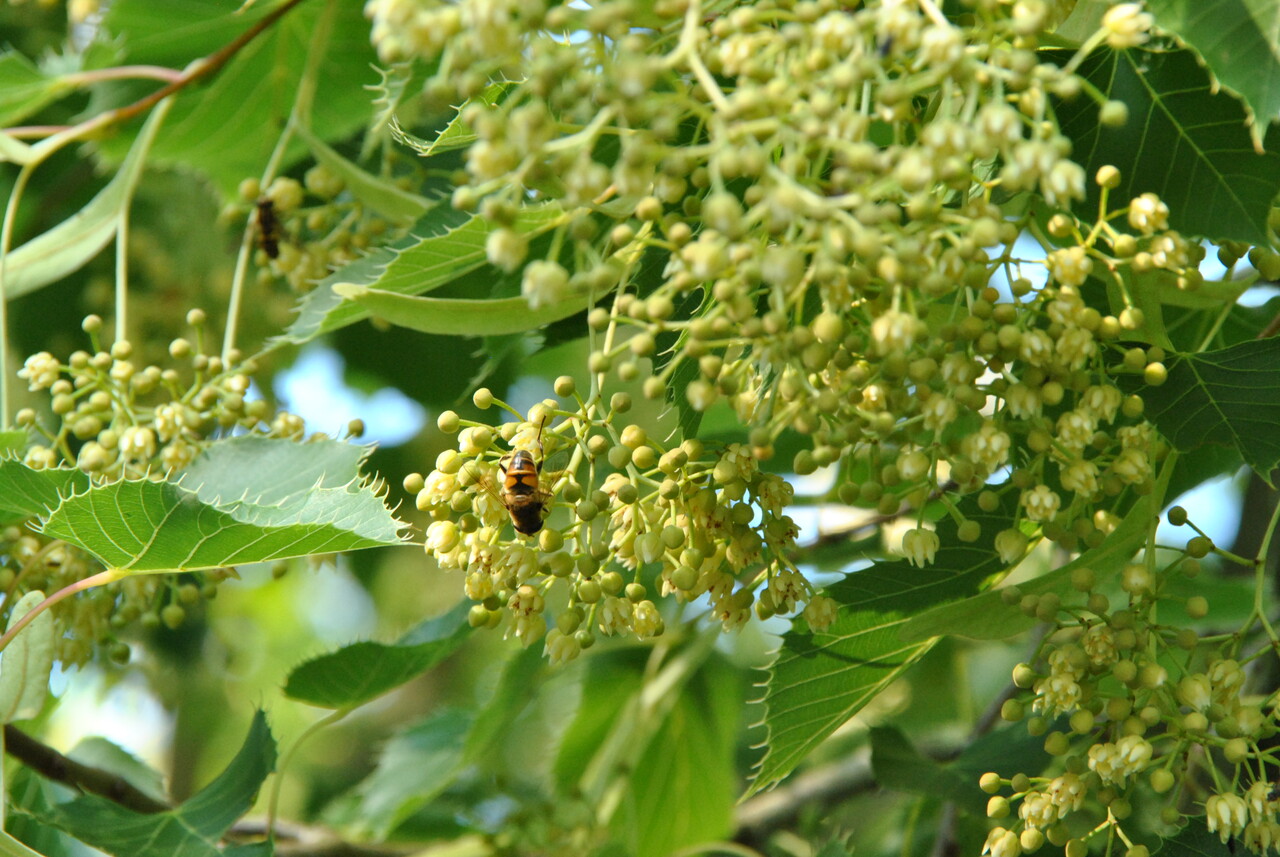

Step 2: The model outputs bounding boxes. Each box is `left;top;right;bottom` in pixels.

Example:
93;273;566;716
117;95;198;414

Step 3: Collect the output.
361;0;1192;568
978;506;1280;855
410;381;835;663
234;165;411;294
16;311;307;479
11;312;322;663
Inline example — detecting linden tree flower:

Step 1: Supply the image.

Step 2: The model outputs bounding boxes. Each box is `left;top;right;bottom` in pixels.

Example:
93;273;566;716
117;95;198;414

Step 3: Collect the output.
632;600;662;638
1102;3;1154;50
1032;672;1081;717
803;595;837;632
544;628;581;665
521;259;572;309
995;528;1028;565
901;527;940;567
1088;735;1152;785
426;520;460;554
1128;192;1169;234
1177;674;1212;711
1206;793;1249;843
1047;772;1086;813
119;426;158;462
18;352;60;390
1019;791;1058;830
982;827;1022;857
1020;485;1061;523
870;308;924;355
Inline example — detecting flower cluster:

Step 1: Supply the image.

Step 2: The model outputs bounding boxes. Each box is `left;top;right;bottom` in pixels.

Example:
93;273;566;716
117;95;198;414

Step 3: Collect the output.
367;1;1276;849
410;384;821;663
978;503;1280;855
234;165;419;295
11;312;324;666
365;0;1194;571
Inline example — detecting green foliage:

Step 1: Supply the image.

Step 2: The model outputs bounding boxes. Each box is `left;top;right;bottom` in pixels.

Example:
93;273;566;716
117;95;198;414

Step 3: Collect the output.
282;601;472;709
1137;339;1280;483
1059;46;1280;244
2;1;1280;856
37;712;275;857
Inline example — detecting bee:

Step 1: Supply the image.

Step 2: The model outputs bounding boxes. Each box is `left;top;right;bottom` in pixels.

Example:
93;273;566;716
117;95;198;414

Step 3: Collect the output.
499;418;562;536
255;197;281;260
463;419;566;536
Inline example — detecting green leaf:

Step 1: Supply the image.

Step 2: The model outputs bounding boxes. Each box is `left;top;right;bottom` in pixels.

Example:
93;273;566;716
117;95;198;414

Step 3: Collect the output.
39;438;405;572
949;722;1053;787
333;284;596;337
1057;46;1280;244
900;458;1171;642
1147;0;1280;149
293;124;432;222
392;82;515;158
751;492;1020;794
47;711;275;857
180;435;374;502
278;203;561;346
1157;820;1234;857
618;653;739;857
1137;338;1280;483
461;644;545;765
0;462;89;520
0;591;53;723
0;51;67;128
3;98;171;300
96;0;381;196
282;601;472;709
338;708;472;839
555;644;738;857
330;644;541;837
869;726;979;812
68;737;168;807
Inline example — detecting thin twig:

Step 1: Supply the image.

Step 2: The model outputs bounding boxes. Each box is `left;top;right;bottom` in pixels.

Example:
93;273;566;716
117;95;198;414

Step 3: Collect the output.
107;0;310;130
3;725;169;814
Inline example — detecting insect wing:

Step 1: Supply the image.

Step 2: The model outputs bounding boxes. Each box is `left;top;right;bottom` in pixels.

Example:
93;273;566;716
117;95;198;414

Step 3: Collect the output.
537;446;573;495
459;460;508;526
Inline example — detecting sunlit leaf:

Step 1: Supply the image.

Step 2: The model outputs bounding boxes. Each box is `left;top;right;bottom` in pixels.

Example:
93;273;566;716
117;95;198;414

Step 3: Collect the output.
96;0;380;195
0;52;67;128
391;82;515;158
337;708;471;839
1058;46;1280;244
39;438;405;571
283;601;472;709
279;203;562;345
555;643;737;857
3;100;171;299
0;462;88;520
0;592;54;724
1147;0;1280;149
180;435;374;503
334;284;596;337
618;654;739;857
751;493;1020;794
46;711;275;857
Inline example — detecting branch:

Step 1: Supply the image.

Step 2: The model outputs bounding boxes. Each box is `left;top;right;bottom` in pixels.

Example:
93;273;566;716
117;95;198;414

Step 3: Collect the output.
3;0;310;140
3;724;169;814
4;727;439;856
108;0;310;128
